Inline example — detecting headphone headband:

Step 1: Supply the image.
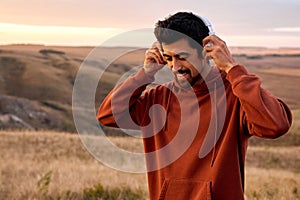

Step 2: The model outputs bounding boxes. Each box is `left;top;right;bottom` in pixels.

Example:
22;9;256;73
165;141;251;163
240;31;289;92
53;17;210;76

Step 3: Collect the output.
197;15;215;36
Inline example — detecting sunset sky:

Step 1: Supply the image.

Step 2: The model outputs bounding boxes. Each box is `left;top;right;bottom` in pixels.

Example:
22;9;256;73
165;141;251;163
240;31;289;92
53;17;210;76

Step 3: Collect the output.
1;0;300;47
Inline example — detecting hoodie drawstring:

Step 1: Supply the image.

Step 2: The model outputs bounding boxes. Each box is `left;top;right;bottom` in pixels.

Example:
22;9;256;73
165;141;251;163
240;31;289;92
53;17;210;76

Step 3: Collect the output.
164;84;173;131
210;82;218;167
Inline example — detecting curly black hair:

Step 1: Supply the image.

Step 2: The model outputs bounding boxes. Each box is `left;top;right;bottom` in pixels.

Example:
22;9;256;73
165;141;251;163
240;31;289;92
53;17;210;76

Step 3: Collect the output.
154;12;209;49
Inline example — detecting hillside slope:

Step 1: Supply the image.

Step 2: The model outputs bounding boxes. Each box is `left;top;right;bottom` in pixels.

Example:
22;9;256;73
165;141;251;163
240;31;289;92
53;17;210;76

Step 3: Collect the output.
1;44;300;131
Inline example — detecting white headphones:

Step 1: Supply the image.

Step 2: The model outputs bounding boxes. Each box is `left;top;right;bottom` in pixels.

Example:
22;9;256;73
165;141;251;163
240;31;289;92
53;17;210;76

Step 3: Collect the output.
196;15;215;66
197;15;215;36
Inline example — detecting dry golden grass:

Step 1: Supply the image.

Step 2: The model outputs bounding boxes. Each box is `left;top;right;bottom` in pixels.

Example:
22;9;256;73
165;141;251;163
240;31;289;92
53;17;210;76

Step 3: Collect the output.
0;130;299;199
245;167;300;200
0;130;148;199
257;68;300;77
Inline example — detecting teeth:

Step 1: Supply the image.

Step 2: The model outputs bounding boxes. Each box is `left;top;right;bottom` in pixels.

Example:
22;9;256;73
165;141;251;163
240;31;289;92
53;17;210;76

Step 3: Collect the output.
176;70;189;78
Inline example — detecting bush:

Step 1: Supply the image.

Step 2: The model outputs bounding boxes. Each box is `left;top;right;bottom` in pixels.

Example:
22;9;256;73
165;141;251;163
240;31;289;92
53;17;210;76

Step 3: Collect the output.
37;171;53;197
39;49;65;55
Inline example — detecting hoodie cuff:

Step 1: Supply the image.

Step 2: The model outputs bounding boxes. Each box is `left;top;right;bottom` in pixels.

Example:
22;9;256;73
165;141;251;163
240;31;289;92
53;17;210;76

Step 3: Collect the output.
226;65;250;84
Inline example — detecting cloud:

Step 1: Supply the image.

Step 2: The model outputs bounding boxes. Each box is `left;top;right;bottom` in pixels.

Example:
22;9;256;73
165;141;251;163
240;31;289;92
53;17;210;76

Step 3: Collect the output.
0;23;125;46
272;27;300;33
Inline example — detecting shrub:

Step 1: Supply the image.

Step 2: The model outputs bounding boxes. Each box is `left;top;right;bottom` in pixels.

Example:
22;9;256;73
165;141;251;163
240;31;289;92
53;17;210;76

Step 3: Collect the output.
39;49;65;55
37;171;53;197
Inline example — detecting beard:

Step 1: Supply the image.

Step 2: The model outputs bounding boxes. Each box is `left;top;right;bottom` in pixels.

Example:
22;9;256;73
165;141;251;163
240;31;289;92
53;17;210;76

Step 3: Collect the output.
174;72;202;88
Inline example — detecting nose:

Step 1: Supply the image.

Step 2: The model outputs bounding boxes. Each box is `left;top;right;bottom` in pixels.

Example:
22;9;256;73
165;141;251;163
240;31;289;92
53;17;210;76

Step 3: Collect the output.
172;58;182;71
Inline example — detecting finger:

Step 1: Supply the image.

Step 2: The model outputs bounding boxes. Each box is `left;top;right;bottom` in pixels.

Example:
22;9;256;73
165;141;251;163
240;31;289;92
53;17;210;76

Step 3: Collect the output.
202;49;209;60
202;35;213;47
151;48;166;64
146;51;164;65
203;44;214;52
204;51;213;62
152;41;163;51
152;41;167;61
203;35;224;47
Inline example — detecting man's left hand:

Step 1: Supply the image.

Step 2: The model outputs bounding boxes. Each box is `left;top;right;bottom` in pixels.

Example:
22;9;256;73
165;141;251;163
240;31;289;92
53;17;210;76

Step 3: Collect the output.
203;35;238;73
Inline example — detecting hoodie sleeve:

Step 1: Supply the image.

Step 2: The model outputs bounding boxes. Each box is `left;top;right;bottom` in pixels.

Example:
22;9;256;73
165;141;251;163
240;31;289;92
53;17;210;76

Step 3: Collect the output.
226;65;292;139
97;68;153;129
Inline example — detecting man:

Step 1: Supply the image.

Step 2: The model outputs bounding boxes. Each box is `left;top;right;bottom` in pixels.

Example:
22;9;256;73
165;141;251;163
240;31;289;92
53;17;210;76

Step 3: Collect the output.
98;12;292;200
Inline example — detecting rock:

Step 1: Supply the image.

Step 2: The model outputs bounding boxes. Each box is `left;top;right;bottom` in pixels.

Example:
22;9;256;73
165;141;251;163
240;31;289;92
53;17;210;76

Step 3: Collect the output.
0;95;65;130
0;114;34;130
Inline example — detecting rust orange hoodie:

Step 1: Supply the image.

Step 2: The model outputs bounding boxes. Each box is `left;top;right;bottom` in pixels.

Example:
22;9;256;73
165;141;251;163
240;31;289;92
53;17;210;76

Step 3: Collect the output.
98;65;292;200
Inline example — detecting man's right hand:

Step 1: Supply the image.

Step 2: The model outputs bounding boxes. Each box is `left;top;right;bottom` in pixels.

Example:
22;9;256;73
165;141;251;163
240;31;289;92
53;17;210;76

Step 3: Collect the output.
143;42;167;77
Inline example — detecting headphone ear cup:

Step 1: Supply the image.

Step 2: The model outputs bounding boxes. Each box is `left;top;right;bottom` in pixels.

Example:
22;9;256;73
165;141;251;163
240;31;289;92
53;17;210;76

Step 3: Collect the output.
203;50;215;67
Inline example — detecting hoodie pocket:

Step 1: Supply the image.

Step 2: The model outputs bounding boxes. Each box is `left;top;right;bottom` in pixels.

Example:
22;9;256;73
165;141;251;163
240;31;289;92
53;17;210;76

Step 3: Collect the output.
158;179;212;200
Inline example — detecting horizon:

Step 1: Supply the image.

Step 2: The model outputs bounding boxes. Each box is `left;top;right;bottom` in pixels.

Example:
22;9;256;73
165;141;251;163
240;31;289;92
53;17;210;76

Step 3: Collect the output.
1;43;300;50
1;0;300;48
1;22;300;48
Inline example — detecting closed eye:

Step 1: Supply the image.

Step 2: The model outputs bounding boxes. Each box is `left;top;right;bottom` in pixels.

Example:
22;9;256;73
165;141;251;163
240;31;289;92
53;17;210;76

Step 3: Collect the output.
163;52;190;61
163;54;172;61
177;56;187;61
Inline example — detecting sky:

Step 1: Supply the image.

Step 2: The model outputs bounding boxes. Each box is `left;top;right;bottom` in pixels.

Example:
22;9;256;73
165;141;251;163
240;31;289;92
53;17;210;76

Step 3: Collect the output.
1;0;300;48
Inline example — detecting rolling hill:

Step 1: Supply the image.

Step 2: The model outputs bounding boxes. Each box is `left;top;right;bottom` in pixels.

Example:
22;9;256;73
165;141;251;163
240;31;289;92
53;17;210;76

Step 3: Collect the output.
1;44;300;132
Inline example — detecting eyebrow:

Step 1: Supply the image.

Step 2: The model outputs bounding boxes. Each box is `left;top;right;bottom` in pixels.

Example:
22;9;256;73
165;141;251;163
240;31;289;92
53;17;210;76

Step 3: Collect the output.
175;52;190;57
163;52;191;58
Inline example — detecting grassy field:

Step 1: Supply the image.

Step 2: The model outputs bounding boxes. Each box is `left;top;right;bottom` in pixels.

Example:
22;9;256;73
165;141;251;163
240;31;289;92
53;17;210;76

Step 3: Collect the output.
0;127;299;200
0;130;147;199
1;45;300;199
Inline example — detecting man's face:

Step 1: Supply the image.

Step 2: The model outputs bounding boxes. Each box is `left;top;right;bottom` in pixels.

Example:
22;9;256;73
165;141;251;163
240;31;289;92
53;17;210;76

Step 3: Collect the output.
162;38;208;88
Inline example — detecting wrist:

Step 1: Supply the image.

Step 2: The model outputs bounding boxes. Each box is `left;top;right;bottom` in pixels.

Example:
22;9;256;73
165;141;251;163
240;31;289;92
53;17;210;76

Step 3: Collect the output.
225;63;239;73
142;67;156;79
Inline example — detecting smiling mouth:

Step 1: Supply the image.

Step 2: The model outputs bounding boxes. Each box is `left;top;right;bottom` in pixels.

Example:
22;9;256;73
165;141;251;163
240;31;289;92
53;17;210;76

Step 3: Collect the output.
176;69;190;78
